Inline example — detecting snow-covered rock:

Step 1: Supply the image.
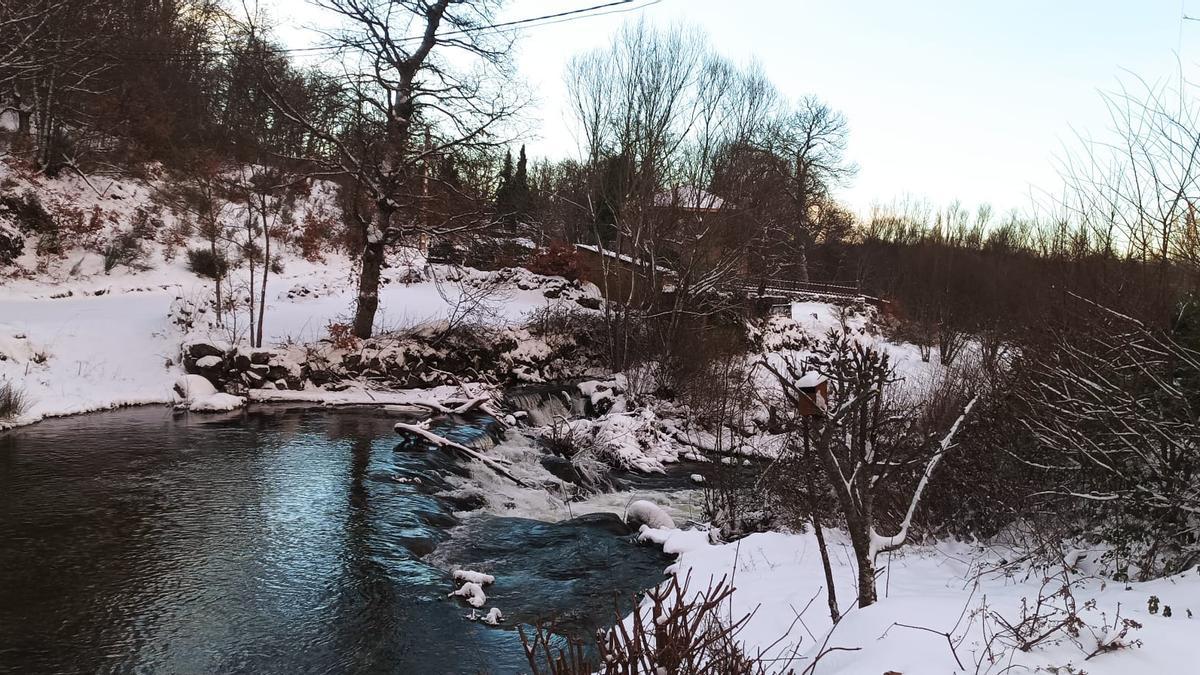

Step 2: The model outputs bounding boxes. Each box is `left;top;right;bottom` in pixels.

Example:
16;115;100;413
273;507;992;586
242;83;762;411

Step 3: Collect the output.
172;374;244;412
481;607;503;625
187;392;245;412
449;581;487;608
173;374;218;401
453;570;495;586
625;499;676;530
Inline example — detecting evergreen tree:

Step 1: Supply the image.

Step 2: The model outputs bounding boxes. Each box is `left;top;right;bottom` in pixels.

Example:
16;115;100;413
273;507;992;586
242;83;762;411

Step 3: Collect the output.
511;144;531;226
494;150;514;222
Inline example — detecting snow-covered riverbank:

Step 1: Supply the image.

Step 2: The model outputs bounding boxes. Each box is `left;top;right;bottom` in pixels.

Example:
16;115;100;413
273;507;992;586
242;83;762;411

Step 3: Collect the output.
632;525;1200;674
0;261;579;428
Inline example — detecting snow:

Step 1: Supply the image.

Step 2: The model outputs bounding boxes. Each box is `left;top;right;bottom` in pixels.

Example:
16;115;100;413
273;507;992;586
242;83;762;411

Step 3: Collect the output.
187;392;245;412
1;291;183;428
624;499;676;530
453;570;495;586
194;355;222;368
630;527;1200;674
652;186;726;211
574;243;674;274
480;607;503;626
173;374;218;400
449;581;487;608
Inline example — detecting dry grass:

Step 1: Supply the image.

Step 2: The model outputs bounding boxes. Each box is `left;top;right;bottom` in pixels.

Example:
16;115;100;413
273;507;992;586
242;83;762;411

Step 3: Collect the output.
0;380;30;420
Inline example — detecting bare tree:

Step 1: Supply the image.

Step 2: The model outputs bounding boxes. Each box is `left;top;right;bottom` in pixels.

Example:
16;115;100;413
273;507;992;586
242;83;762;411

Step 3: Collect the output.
1057;69;1200;315
564;20;784;376
760;96;857;282
763;331;979;607
265;0;525;338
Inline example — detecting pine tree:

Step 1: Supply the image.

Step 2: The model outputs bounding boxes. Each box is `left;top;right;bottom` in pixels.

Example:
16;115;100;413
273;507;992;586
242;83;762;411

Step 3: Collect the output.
511;144;531;227
494;150;514;223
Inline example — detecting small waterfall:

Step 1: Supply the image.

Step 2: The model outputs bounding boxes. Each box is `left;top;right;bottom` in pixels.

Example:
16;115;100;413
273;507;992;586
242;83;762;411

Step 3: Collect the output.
427;412;504;451
504;384;585;427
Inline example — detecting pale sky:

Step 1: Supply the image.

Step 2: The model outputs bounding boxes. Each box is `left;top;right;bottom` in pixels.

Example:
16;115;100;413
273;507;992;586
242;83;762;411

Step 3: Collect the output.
271;0;1198;216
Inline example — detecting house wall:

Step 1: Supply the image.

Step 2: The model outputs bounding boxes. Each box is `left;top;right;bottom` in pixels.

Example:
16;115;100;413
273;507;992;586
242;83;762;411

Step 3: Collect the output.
575;247;661;305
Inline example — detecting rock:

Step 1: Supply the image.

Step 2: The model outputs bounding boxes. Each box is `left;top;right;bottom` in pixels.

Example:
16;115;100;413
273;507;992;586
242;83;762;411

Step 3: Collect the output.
187;343;224;360
307;369;337;386
250;351;271;365
233;353;251;371
592;395;614;416
576;296;601;310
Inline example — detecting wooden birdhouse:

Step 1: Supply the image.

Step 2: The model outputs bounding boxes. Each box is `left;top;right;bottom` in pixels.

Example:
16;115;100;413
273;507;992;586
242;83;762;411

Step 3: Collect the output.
796;374;828;417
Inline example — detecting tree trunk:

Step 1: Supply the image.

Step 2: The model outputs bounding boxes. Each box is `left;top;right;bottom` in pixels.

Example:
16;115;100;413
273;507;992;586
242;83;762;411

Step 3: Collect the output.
849;526;878;607
800;419;840;622
352;211;389;338
257;208;269;348
811;513;840;621
210;237;223;326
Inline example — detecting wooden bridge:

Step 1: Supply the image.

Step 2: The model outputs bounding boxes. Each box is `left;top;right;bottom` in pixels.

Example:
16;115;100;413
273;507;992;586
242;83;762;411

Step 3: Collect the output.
721;277;881;304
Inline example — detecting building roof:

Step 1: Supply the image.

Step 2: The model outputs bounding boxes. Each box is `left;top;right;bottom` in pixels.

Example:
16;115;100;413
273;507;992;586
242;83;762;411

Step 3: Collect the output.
653;186;728;212
574;243;674;274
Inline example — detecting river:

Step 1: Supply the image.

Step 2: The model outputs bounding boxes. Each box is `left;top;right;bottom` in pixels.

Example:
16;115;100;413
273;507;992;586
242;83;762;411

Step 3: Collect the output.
0;405;684;674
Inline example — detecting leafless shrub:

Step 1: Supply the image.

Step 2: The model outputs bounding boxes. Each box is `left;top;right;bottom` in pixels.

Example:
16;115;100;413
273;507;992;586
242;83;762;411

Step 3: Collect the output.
0;380;30;420
960;561;1143;674
937;322;967;365
521;574;779;674
101;230;151;273
524;303;604;339
763;329;982;608
1016;295;1200;577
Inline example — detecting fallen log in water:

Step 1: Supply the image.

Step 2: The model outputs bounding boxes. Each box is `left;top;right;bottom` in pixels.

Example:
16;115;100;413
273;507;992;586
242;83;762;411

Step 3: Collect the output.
394;420;530;488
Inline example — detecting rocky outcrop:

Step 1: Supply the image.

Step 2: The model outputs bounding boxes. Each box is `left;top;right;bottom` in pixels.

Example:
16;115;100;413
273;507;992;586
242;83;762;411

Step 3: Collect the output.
182;343;303;394
182;322;607;395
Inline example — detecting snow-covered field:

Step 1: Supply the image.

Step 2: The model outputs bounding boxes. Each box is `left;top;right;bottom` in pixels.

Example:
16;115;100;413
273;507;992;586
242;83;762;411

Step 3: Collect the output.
632;526;1199;674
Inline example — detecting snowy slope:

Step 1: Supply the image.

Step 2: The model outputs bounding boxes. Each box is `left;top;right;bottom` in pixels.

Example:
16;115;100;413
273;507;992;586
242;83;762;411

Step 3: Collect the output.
0;163;593;428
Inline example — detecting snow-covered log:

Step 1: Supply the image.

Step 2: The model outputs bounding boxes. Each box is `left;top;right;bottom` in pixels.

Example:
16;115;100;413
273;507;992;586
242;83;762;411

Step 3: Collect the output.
394;420;530;487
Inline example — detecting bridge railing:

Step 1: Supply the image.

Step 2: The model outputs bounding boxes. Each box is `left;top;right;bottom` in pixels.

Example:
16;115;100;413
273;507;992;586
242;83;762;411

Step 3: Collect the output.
724;278;861;297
